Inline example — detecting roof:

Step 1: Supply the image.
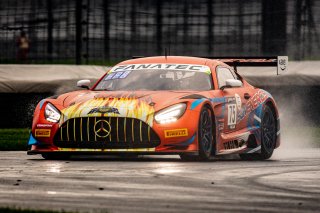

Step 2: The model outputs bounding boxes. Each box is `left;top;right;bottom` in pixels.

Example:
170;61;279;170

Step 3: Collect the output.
118;56;225;67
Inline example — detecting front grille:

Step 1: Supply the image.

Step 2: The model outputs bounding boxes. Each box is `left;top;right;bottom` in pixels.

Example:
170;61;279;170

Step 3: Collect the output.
54;117;160;149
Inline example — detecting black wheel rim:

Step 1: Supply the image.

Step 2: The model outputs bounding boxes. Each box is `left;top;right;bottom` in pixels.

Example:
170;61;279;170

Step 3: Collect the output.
200;109;212;152
261;109;276;153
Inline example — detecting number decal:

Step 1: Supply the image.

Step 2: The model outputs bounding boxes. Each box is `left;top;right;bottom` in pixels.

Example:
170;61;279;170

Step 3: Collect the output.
227;104;237;126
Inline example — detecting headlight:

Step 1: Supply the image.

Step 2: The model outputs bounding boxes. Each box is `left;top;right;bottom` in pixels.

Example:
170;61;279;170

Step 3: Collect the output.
155;103;186;124
44;103;61;123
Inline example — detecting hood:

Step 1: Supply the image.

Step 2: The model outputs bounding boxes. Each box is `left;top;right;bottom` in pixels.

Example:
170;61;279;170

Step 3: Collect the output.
62;90;206;110
58;90;207;126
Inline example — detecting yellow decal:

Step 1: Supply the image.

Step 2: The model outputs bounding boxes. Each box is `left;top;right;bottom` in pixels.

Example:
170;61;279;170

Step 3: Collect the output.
35;129;51;137
60;98;155;127
164;128;188;138
57;148;155;152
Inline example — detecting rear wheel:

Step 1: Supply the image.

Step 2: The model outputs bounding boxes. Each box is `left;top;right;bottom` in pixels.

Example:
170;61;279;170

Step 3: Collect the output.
240;105;276;160
180;106;213;161
41;153;71;160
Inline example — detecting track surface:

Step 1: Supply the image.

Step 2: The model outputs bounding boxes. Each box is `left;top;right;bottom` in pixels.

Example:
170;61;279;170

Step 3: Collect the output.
0;149;319;213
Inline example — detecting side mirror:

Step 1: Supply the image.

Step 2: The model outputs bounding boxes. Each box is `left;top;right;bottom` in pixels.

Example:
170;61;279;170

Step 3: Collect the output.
77;79;91;89
221;79;243;90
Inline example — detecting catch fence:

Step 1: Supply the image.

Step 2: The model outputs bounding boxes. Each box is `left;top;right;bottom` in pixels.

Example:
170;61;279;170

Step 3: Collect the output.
0;0;319;64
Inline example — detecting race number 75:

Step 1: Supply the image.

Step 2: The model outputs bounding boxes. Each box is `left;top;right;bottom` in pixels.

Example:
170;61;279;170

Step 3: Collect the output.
227;104;237;125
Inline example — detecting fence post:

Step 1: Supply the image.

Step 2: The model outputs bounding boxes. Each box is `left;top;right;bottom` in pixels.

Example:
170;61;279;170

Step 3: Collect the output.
130;1;137;56
156;0;162;55
238;1;244;53
47;0;53;62
103;0;110;61
293;0;302;60
84;0;89;64
75;0;82;64
207;0;213;54
183;0;188;53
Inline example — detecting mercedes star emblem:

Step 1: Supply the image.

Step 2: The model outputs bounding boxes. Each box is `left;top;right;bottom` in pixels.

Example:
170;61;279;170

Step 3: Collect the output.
94;120;111;138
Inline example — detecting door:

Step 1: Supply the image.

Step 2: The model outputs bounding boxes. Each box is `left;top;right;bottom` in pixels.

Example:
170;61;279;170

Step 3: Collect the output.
216;66;248;134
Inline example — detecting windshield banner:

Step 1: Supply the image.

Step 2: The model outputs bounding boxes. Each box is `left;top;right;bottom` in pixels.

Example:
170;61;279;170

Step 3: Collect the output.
110;64;211;74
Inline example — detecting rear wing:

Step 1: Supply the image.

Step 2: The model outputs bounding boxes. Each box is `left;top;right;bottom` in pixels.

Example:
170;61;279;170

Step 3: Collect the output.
207;56;288;75
131;55;288;75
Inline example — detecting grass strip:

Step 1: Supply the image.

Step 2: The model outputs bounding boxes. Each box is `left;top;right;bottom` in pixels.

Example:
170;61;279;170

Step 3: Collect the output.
0;129;30;151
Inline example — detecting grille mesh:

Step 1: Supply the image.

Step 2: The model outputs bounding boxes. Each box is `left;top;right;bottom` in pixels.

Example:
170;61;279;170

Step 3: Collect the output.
53;117;160;149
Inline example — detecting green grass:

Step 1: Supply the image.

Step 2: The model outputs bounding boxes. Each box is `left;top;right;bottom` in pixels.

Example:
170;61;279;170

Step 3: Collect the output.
0;207;73;213
0;129;30;151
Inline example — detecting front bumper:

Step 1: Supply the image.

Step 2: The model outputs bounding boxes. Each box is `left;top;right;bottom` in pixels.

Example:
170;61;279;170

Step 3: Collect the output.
27;150;197;155
29;110;200;154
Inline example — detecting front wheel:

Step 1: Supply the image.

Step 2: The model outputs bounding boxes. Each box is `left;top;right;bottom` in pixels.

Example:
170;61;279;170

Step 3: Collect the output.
240;105;276;160
180;106;213;161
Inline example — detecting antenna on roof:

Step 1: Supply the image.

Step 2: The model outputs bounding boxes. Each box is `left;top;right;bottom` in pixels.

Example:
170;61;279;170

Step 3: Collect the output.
164;48;168;60
164;44;171;60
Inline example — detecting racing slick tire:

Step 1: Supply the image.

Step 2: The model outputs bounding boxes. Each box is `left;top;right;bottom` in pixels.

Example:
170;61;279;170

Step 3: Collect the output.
180;106;213;161
240;105;276;160
41;153;71;160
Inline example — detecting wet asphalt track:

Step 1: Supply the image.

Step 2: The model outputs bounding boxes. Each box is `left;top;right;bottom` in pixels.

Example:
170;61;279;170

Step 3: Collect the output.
0;149;319;213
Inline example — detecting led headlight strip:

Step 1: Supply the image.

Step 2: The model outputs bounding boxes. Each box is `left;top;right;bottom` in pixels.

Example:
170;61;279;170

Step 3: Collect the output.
154;103;186;124
44;103;61;123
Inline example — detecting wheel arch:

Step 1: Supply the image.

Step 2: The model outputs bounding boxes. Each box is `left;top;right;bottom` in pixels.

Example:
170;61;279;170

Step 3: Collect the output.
264;99;280;148
201;102;217;155
265;99;279;118
201;101;216;128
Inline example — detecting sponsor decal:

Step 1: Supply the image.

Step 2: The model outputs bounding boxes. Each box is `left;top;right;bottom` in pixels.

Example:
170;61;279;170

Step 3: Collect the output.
110;64;211;73
164;128;188;138
245;90;268;114
277;56;288;75
35;129;51;137
165;133;196;147
223;139;245;150
36;124;53;128
236;90;269;124
105;72;116;80
235;93;242;110
112;72;123;79
94;120;111;138
88;106;120;115
119;71;132;78
227;104;237;129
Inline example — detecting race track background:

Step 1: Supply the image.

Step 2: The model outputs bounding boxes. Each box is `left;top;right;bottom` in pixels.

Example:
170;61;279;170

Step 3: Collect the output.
0;62;319;128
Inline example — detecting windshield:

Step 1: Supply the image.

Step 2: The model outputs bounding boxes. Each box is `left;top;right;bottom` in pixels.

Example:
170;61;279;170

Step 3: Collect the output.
94;64;213;91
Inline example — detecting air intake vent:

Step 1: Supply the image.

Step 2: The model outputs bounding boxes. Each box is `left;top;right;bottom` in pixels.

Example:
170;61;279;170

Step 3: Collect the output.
53;117;160;149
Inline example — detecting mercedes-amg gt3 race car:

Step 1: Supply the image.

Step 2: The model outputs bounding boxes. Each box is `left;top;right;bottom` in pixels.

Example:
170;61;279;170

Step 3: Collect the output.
28;56;286;160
